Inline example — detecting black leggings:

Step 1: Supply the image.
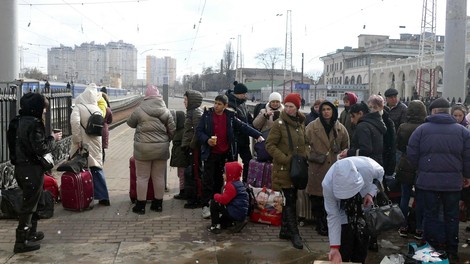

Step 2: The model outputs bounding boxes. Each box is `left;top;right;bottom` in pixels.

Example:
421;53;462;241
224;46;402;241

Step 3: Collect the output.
15;164;44;230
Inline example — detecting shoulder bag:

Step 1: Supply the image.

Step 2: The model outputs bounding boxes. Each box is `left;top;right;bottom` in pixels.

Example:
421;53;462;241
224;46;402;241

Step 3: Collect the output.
285;122;308;190
363;180;405;236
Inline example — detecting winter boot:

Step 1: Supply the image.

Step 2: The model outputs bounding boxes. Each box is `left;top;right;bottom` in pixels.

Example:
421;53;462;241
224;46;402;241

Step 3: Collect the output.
29;221;44;242
279;207;291;240
150;199;163;212
174;189;186;200
14;227;41;253
132;200;146;215
283;188;303;250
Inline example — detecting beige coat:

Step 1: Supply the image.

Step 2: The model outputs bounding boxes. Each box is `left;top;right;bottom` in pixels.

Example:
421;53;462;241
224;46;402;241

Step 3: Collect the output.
305;119;349;196
70;88;103;169
252;103;284;132
265;111;309;191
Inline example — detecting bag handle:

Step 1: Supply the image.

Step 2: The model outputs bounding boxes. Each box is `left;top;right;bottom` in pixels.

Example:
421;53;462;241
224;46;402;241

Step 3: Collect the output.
284;122;296;154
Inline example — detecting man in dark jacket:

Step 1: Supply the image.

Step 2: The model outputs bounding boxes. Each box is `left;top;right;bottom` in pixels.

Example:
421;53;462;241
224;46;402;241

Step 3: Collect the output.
197;95;263;220
339;98;387;166
225;81;253;181
407;98;470;261
384;88;407;132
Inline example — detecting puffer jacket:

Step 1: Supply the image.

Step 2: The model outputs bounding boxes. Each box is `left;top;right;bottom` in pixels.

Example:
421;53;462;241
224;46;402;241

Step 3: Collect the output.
213;163;248;221
181;90;203;150
266;111;309;191
407;113;470;191
347;111;387;166
70;88;104;168
252;103;284;132
127;96;176;161
305;102;349;196
395;100;427;184
170;111;189;168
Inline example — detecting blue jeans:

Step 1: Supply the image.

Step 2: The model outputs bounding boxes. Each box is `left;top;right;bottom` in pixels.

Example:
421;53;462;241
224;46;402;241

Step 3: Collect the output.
420;190;460;254
90;167;110;200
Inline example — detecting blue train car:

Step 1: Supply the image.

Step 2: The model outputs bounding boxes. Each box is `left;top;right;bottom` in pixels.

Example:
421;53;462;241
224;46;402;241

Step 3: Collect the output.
20;79;128;99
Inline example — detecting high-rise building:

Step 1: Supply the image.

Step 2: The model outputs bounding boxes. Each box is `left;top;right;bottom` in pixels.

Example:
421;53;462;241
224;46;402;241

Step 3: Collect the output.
146;55;177;87
47;40;137;88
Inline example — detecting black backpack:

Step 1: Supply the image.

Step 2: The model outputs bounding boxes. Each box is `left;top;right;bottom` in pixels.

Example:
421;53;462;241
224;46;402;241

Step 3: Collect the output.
79;104;104;136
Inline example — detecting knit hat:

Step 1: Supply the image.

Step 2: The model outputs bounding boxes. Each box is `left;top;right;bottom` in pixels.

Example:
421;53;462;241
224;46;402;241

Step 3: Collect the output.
332;158;364;199
145;85;161;97
429;98;450;111
233;81;248;94
284;93;301;109
268;92;282;103
384;88;398;97
100;86;108;94
225;161;243;182
345;92;358;105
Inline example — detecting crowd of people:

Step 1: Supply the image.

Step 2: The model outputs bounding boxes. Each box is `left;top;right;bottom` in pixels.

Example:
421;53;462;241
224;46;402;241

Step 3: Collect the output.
8;81;470;263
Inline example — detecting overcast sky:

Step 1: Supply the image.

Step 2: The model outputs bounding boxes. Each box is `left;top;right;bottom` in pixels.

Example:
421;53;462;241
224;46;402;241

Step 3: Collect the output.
18;0;457;80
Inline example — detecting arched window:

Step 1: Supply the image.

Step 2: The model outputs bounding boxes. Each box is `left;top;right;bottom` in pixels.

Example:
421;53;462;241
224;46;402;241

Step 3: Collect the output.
357;75;362;84
345;76;349;84
350;76;355;85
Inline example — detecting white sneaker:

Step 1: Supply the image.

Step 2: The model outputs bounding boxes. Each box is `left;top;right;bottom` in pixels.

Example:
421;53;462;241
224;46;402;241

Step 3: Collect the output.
202;206;211;219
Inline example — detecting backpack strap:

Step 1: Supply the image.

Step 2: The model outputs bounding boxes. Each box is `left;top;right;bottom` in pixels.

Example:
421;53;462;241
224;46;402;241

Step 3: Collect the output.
76;104;95;131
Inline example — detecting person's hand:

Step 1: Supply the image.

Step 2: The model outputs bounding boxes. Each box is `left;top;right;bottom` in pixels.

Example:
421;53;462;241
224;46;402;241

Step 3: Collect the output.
256;136;265;143
264;110;273;118
207;138;216;147
338;149;348;159
363;193;374;207
328;248;342;264
463;178;470;188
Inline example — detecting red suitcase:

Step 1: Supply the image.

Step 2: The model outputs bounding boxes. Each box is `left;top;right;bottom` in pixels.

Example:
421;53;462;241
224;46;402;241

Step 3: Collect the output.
60;170;94;211
129;156;154;203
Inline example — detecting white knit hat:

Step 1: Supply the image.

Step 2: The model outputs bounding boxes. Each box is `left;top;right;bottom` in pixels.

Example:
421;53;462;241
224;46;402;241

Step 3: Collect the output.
268;92;282;103
332;158;364;199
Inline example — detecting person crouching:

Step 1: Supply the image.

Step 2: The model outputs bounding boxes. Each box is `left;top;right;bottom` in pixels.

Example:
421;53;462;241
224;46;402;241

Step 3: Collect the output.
207;161;249;234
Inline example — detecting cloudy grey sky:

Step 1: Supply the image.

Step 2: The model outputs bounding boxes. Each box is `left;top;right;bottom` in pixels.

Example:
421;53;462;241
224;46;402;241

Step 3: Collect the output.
18;0;454;79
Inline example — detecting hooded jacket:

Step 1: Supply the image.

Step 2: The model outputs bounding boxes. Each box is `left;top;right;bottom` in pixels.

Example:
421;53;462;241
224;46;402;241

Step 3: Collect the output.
407;113;470;191
8;93;56;167
181;90;203;150
127;95;176;161
170;111;189;168
214;162;248;221
70;88;104;168
347;111;387;166
305;101;350;196
322;156;383;247
266;111;309;190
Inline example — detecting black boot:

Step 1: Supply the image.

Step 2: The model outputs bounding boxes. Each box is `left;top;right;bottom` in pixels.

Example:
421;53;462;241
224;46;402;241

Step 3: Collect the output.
279;207;291;240
150;199;163;212
283;189;303;250
132;200;146;215
29;221;44;242
14;227;41;253
174;189;186;200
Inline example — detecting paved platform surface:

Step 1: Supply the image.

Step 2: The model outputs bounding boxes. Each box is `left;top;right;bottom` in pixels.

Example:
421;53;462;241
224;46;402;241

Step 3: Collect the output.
0;97;469;263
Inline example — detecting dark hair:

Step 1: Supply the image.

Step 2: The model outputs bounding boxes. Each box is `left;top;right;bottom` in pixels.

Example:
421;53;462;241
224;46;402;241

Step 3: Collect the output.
215;95;228;105
350;101;369;115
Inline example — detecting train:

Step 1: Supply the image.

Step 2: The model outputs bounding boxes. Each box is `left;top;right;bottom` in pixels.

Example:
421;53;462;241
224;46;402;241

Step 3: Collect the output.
20;79;128;98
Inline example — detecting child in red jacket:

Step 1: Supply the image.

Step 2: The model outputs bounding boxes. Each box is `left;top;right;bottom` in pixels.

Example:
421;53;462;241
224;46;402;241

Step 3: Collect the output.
207;161;249;234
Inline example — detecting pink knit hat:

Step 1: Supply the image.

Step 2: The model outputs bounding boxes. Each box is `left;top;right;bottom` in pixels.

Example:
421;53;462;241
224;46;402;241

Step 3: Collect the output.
145;85;161;97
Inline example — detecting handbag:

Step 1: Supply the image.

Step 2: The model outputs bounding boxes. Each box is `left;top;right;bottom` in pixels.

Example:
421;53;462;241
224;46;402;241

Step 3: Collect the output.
363;181;404;236
57;146;89;173
308;151;328;164
39;153;54;171
255;129;272;162
285;122;308;190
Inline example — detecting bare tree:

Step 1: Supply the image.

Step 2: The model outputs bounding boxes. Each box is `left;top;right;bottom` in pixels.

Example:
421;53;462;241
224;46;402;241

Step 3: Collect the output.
23;67;46;80
255;47;283;92
222;42;235;89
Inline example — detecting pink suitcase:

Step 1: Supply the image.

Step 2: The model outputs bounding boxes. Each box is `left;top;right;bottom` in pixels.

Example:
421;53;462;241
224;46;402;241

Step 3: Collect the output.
247;159;272;189
129;156;154;203
60;170;94;211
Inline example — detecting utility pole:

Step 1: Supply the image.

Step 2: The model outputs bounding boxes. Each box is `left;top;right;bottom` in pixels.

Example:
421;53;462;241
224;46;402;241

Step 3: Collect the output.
283;10;293;98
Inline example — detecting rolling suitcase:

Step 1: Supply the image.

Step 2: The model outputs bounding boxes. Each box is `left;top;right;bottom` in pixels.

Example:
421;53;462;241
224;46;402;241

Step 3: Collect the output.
129;156;154;203
247;159;272;189
296;189;314;226
60;170;94;211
